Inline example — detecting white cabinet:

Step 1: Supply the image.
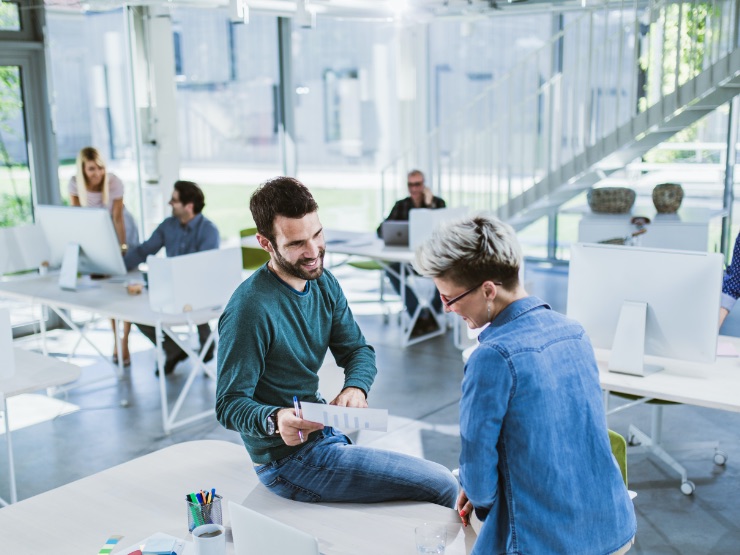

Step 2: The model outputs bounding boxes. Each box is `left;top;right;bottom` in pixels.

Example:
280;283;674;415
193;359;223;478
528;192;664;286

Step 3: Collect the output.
577;207;721;252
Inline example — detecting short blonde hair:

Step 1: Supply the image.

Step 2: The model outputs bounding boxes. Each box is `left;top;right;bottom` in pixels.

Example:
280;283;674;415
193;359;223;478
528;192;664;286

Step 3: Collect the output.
75;147;109;207
414;214;522;290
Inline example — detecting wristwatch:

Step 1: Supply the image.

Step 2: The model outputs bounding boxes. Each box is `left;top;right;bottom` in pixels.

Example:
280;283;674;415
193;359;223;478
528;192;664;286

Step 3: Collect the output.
265;411;279;435
120;243;128;253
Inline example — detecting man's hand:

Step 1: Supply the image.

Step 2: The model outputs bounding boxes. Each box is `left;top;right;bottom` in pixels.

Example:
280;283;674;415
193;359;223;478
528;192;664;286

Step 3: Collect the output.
329;386;368;408
423;186;433;206
456;490;473;528
276;407;323;446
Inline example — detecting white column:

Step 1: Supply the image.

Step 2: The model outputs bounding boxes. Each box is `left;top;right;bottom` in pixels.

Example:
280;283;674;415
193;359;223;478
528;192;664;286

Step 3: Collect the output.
126;6;181;237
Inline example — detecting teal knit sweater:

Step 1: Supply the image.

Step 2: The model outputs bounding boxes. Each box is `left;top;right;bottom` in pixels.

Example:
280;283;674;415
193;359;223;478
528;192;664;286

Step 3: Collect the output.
216;264;377;464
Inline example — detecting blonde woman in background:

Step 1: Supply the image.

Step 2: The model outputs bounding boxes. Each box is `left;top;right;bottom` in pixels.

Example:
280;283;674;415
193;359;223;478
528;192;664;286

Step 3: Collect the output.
69;146;139;367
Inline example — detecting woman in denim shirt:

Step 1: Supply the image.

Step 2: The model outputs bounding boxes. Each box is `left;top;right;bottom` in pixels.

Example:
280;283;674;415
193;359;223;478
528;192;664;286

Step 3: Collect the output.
415;215;636;555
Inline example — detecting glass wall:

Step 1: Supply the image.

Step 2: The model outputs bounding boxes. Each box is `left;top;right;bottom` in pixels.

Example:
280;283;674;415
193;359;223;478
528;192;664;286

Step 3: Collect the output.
0;64;32;226
169;8;281;241
291;18;401;231
45;8;140;224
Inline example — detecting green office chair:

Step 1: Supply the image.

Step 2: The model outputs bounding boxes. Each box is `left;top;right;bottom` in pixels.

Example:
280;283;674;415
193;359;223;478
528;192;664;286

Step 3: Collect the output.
605;391;726;495
346;258;395;324
608;429;628;487
240;228;270;270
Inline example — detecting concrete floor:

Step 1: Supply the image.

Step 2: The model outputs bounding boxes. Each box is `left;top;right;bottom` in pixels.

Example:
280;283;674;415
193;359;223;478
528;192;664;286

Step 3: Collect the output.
2;263;740;554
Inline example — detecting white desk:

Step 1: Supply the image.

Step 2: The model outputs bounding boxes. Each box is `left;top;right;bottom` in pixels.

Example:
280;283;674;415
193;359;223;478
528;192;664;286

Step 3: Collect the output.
577;206;721;251
597;336;740;494
0;440;476;554
464;337;740;493
324;230;446;347
594;337;740;413
0;274;223;433
1;349;80;505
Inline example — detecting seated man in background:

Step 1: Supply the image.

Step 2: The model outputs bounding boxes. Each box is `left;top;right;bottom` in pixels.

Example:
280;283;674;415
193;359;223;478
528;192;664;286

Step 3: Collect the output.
216;176;458;507
377;169;446;335
125;180;220;376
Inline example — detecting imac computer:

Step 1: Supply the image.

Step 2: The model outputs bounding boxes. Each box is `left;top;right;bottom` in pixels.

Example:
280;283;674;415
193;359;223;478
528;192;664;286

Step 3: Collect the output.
567;243;723;376
408;206;469;250
35;205;127;290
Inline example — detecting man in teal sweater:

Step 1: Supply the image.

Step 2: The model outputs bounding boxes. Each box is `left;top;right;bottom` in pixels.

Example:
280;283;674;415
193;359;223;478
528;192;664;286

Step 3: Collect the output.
216;177;458;506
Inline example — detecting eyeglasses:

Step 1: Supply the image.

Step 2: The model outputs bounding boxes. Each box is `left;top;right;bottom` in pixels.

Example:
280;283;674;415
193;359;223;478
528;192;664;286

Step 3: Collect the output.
407;180;424;187
439;281;503;308
169;197;181;205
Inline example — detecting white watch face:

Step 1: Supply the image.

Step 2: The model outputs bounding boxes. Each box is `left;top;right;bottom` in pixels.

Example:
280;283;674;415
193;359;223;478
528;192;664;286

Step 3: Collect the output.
267;414;276;435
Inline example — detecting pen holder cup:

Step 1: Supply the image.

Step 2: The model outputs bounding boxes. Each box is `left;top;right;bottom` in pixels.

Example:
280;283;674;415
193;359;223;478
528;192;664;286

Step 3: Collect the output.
187;494;223;532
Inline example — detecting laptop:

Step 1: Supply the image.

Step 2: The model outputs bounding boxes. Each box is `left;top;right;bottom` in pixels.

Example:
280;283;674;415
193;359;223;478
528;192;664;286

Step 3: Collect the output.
381;220;409;247
229;501;321;555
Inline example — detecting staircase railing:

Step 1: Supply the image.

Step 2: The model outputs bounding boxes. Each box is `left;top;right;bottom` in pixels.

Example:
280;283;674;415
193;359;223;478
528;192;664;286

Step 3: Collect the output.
380;0;739;223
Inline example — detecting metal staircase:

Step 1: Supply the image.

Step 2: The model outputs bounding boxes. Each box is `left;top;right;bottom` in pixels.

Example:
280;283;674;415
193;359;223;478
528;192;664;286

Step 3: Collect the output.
380;0;740;231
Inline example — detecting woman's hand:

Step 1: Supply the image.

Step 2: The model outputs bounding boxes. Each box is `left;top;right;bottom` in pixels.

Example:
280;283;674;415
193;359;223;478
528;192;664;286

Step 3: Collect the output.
456;489;474;527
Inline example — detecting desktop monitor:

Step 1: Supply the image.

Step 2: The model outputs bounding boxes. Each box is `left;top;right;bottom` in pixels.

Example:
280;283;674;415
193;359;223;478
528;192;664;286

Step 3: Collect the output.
567;243;723;376
35;205;127;286
408;206;468;250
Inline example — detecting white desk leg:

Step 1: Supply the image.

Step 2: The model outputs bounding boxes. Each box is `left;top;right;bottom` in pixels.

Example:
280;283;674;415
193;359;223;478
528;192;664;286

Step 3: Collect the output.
39;303;48;357
1;394;16;505
155;321;170;434
114;318;124;377
160;325;217;432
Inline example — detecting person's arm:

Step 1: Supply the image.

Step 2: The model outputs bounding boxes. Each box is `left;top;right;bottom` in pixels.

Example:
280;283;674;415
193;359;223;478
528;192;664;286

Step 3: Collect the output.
325;274;377;405
719;307;730;329
111;198;126;249
123;222;166;271
70;196;81;207
720;231;740;328
458;346;511;518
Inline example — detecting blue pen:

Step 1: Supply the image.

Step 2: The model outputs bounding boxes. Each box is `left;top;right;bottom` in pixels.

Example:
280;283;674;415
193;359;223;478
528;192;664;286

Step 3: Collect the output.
293;396;305;443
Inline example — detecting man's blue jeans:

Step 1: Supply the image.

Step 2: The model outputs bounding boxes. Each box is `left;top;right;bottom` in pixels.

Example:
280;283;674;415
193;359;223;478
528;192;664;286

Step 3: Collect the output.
254;427;459;508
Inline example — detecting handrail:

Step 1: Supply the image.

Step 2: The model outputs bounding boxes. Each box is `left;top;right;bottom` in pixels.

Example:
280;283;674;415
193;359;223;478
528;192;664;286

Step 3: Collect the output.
380;0;738;224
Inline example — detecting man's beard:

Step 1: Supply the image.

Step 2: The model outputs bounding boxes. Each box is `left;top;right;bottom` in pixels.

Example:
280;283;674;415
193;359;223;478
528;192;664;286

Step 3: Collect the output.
272;246;326;281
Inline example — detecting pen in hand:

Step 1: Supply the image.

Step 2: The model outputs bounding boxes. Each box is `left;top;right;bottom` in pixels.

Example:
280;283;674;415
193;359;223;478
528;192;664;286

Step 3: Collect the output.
293;395;305;443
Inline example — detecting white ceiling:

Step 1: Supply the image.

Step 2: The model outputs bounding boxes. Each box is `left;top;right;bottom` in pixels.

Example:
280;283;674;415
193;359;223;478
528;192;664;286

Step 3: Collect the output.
45;0;618;21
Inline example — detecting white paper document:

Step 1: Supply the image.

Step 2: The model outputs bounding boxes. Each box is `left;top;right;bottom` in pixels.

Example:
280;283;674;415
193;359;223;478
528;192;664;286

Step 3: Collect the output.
300;402;388;432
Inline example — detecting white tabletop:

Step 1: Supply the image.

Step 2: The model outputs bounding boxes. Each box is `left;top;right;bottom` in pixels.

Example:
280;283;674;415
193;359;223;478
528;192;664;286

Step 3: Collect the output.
463;336;740;414
324;229;417;264
244;229;418;265
0;274;220;327
0;440;475;554
596;335;740;412
1;349;81;398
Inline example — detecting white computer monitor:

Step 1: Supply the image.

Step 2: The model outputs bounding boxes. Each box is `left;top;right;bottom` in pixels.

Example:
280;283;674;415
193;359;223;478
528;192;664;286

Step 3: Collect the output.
35;205;126;288
408;206;468;250
567;243;723;376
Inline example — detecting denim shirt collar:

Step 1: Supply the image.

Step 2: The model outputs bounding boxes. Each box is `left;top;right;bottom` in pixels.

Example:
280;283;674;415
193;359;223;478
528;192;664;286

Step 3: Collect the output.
478;296;550;342
182;213;203;231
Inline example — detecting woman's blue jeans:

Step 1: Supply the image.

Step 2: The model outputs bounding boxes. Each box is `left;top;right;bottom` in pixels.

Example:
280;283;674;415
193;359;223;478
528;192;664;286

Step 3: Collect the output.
255;427;459;508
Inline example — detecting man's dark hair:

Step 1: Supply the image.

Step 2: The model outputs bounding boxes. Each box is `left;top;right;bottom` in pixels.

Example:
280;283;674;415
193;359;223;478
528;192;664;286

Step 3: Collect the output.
174;180;206;214
250;176;319;244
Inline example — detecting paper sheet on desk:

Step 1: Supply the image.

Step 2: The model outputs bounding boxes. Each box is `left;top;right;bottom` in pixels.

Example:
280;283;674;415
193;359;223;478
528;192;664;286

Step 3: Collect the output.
300;402;388;432
115;533;185;555
717;341;739;357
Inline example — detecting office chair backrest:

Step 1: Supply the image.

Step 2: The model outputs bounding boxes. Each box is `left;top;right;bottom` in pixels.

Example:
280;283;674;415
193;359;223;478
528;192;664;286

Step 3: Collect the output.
240;228;271;270
608;429;628;487
0;224;50;275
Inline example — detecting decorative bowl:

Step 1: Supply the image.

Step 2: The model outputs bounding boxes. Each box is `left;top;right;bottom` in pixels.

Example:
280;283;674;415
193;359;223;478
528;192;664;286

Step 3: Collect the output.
652;183;683;214
587;187;636;214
